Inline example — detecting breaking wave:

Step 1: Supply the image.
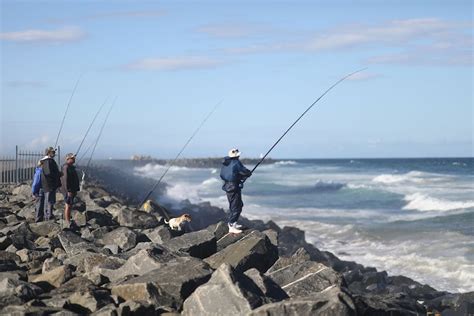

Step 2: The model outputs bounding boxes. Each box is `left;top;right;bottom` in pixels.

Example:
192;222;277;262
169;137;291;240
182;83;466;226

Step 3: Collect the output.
372;171;427;184
403;193;474;212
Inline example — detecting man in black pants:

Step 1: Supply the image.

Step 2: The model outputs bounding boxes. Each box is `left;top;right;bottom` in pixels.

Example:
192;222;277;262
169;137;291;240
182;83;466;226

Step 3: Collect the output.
220;148;252;234
40;147;61;221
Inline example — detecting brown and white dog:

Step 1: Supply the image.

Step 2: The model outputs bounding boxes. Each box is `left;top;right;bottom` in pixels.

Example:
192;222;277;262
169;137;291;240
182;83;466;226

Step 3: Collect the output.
164;214;192;231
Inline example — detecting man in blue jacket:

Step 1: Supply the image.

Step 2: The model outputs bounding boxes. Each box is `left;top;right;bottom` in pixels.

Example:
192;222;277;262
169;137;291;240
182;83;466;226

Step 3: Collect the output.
32;160;45;223
220;148;252;234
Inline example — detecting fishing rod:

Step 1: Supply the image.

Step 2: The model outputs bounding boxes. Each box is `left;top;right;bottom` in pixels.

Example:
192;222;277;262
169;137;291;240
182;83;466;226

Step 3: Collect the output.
250;68;367;174
85;97;116;171
54;74;83;149
79;98;116;191
135;100;223;211
75;97;108;157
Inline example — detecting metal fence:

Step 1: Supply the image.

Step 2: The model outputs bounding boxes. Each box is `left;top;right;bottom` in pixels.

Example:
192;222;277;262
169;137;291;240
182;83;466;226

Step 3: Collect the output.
0;146;61;184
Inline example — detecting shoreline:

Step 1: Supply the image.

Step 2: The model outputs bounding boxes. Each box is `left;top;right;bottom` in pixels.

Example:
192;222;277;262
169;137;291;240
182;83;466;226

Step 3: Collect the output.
0;164;471;315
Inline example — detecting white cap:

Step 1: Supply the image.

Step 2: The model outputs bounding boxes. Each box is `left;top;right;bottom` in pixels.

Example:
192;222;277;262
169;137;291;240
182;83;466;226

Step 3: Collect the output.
228;148;241;158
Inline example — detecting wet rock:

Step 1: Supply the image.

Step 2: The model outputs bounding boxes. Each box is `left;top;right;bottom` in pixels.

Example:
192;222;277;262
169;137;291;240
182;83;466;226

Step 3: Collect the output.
354;292;426;315
99;227;137;252
29;265;74;289
116;208;160;229
205;230;279;273
182;263;267;315
165;229;216;259
266;261;342;298
250;286;357;316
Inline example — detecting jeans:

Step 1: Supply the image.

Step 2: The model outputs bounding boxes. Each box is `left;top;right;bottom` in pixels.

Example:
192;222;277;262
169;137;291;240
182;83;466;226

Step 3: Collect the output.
34;189;45;222
43;190;56;220
226;190;244;224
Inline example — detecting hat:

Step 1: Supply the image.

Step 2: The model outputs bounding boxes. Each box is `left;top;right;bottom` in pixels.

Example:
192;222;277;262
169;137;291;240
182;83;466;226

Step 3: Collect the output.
45;147;56;155
228;148;241;158
65;153;76;160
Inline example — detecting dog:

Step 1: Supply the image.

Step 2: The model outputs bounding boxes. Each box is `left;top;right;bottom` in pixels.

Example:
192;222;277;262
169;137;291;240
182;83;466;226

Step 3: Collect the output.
164;214;192;231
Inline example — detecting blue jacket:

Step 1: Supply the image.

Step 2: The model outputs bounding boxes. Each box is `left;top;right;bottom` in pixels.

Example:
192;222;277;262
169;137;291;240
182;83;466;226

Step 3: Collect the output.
220;157;251;192
32;167;42;195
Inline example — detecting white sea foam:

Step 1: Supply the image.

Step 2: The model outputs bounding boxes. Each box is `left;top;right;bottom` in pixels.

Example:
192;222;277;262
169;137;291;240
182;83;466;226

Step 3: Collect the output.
274;160;298;166
373;171;427;184
403;193;474;212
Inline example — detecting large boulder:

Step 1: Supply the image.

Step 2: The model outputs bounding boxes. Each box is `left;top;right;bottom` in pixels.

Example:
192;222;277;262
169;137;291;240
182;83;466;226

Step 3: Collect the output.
29;265;74;289
182;263;269;315
0;277;43;307
112;256;212;309
143;226;172;244
98;246;182;282
249;286;357;316
29;221;61;238
66;289;115;313
353;293;426;315
58;230;101;256
266;261;342;298
244;268;289;302
204;230;278;273
99;227;137;252
117;208;160;229
165;229;217;259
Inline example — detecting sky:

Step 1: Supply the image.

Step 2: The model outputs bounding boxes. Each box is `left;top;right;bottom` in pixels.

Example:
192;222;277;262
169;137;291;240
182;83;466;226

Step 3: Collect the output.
1;0;472;159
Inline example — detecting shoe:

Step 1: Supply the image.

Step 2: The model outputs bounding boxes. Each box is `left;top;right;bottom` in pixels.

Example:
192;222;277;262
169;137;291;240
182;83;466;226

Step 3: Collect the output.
232;222;243;229
228;223;242;234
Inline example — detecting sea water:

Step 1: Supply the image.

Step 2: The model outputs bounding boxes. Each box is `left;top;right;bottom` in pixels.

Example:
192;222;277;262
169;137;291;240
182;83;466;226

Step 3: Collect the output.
133;158;474;293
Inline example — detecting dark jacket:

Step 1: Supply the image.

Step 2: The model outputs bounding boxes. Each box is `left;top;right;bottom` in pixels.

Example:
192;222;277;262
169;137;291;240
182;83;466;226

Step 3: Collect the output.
41;157;61;193
220;157;251;192
32;167;42;196
61;164;80;194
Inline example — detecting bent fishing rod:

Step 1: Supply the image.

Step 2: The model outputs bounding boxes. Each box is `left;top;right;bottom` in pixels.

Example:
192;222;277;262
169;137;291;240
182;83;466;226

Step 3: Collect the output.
80;98;117;190
250;68;367;174
135;100;223;211
54;74;83;149
75;97;109;157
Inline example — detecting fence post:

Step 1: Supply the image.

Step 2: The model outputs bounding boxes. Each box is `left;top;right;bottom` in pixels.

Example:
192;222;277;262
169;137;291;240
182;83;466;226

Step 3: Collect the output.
15;145;19;184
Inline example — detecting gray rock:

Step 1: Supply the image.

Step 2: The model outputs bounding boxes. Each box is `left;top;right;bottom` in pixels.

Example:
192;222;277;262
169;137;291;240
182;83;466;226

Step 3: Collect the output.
0;305;63;315
113;256;212;309
249;286;356;316
266;261;342;298
98;246;179;282
118;301;155;316
85;209;117;227
205;230;279;273
58;230;101;256
29;265;74;289
65;252;125;274
29;221;61;237
165;229;216;259
182;263;267;315
16;248;51;263
216;228;251;251
43;257;63;273
262;229;278;247
143;226;172;244
0;277;43;302
99;227;137;252
104;244;119;255
267;247;311;273
67;289;115;313
244;268;289;302
117;208;160;229
0;236;11;251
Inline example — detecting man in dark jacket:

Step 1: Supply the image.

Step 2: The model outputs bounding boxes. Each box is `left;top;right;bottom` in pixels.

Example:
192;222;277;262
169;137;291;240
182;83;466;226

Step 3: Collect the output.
60;153;80;229
40;147;61;221
220;148;251;234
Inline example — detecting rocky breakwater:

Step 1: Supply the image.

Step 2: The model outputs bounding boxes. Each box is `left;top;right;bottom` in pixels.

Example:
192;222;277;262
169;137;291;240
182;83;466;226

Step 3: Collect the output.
0;183;472;315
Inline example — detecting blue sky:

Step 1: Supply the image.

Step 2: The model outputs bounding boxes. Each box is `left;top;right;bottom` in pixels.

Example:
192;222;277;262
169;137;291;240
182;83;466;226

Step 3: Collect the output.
1;0;472;158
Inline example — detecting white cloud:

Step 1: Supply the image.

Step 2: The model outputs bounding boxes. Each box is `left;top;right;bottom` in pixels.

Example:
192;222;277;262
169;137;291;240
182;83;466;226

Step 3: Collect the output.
46;10;165;23
0;26;85;43
125;56;224;71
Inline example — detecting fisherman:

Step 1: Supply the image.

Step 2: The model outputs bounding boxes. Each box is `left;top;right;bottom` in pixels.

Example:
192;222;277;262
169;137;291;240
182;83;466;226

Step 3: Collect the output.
32;160;45;223
40;147;61;221
60;153;80;229
220;148;252;234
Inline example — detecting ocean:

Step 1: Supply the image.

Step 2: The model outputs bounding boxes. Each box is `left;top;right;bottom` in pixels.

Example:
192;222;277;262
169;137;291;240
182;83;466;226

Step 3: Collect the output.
133;158;474;293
